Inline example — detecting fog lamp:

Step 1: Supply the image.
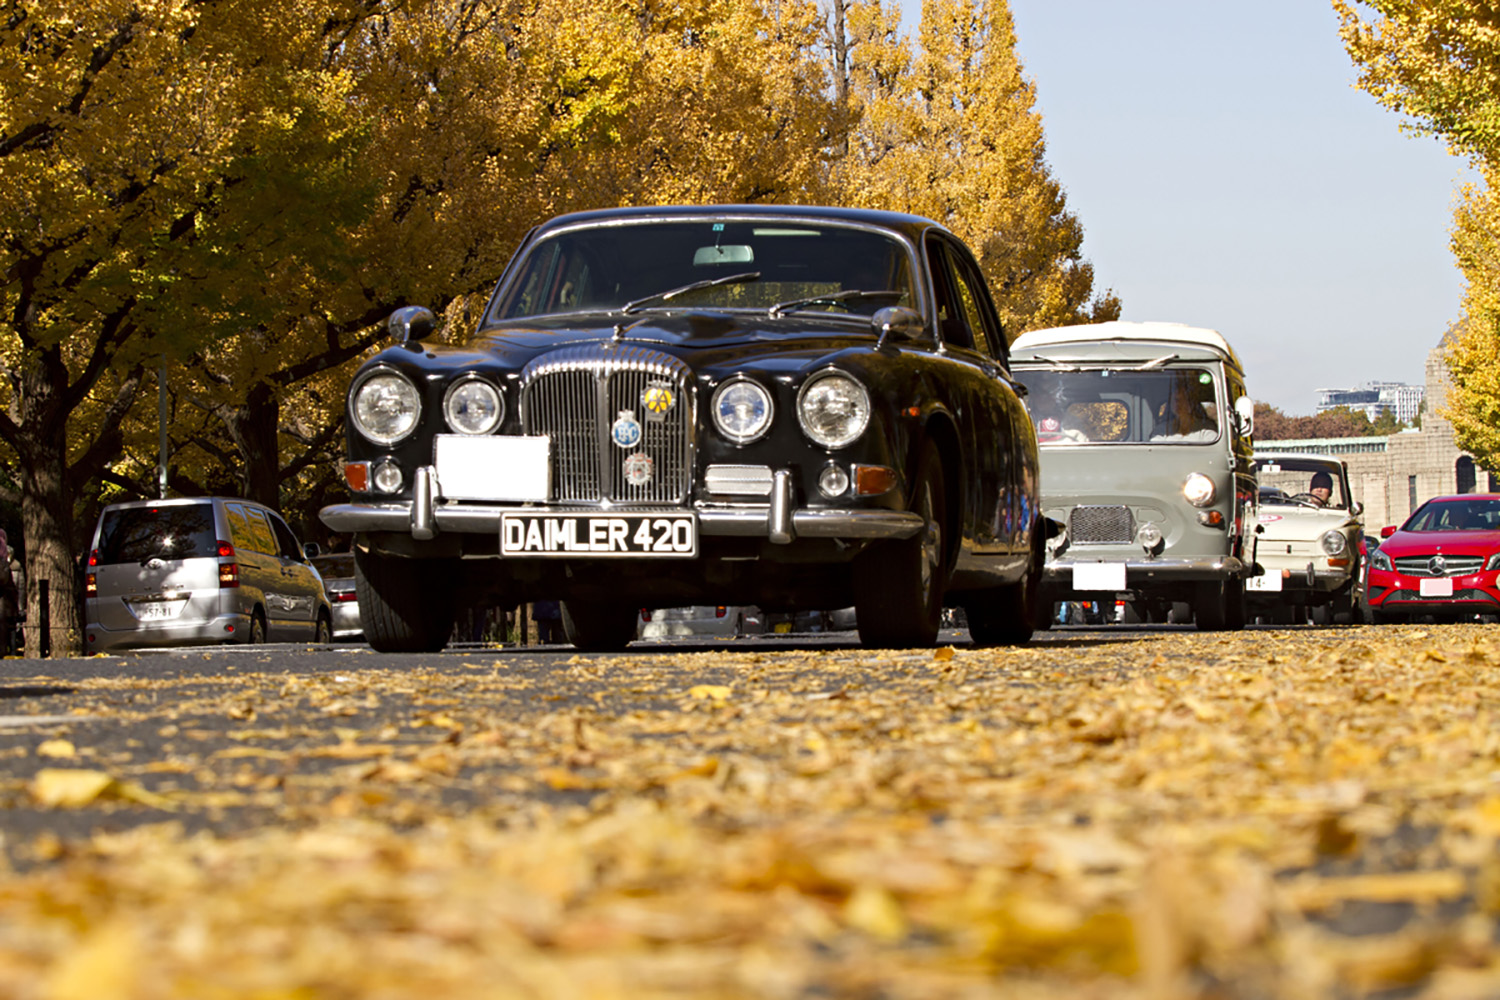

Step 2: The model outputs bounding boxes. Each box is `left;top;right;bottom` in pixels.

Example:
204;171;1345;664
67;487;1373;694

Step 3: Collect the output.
1137;522;1164;555
818;463;850;498
372;459;404;494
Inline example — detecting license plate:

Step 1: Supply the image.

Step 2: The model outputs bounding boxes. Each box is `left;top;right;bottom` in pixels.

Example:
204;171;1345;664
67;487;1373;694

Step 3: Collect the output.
133;602;183;621
1072;562;1126;591
1420;577;1454;597
1247;572;1283;592
501;512;697;558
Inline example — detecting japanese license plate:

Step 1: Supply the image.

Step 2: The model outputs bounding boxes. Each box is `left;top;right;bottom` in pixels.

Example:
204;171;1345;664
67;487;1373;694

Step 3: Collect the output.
1247;572;1283;592
132;601;183;621
1072;562;1126;592
1420;577;1454;597
501;512;697;558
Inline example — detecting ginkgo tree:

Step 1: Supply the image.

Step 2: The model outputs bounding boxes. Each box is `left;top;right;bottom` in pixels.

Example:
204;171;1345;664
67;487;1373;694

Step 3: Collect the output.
828;0;1119;336
1336;1;1500;466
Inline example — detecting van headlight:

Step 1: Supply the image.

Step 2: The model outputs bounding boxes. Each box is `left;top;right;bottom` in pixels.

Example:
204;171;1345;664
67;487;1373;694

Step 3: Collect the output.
712;378;774;444
1321;530;1347;556
352;369;421;445
443;377;503;435
1183;472;1216;507
798;371;870;448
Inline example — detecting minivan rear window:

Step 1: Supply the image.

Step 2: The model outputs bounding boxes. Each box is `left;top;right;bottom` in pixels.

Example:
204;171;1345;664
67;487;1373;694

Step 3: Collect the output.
96;503;218;564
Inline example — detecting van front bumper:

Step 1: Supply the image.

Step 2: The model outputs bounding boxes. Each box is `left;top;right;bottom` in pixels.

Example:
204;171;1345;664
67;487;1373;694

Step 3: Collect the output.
84;612;253;653
1042;555;1247;594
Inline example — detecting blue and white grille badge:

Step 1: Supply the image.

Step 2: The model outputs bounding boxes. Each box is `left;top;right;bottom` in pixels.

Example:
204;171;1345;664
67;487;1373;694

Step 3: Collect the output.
611;409;642;449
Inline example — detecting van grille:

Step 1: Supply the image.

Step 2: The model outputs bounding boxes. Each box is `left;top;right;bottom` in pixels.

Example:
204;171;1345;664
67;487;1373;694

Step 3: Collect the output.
1069;505;1134;544
520;343;694;504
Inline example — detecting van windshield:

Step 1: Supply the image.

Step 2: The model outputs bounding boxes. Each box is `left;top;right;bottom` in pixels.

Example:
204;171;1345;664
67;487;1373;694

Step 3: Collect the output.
1015;367;1221;445
96;503;218;564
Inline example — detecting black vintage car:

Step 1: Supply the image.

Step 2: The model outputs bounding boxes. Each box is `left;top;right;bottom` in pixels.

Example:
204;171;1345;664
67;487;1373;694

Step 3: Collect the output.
321;205;1043;651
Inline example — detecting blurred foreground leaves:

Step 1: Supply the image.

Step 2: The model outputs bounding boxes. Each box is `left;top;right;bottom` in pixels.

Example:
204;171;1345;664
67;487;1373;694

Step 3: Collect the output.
5;627;1500;996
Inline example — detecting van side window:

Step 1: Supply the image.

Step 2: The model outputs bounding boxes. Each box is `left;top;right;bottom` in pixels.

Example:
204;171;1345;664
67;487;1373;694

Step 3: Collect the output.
241;508;278;556
224;503;252;551
268;515;305;562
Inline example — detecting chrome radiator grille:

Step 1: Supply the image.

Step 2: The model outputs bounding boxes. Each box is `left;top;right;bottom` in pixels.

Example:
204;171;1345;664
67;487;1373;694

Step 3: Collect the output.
520;343;694;504
1069;505;1134;544
1393;554;1486;577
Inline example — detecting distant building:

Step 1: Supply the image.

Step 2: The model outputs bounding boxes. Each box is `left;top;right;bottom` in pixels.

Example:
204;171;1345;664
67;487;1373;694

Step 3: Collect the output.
1314;380;1424;424
1265;330;1484;528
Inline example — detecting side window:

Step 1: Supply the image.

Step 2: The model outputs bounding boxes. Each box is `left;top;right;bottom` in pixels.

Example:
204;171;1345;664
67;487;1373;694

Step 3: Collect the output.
241;508;278;556
268;514;305;562
224;503;252;551
946;253;998;358
924;235;967;348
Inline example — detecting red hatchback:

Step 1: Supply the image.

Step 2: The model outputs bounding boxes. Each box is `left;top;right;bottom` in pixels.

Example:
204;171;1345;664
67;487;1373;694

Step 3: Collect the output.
1366;494;1500;623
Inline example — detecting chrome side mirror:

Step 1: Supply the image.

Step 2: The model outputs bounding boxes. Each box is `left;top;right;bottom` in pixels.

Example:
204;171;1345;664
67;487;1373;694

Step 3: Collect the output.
872;306;925;350
1233;395;1255;437
389;305;437;344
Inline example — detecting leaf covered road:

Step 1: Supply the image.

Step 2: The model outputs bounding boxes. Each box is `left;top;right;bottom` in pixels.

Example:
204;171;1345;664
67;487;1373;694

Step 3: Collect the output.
2;626;1500;998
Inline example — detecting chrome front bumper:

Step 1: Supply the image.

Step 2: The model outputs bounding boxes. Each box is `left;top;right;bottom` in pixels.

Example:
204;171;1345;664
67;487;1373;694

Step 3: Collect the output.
1042;555;1247;588
320;466;924;546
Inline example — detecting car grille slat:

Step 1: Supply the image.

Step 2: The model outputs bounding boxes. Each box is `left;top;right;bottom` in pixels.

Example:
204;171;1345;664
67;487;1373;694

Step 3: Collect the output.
1393;555;1485;577
521;344;693;504
1069;505;1134;545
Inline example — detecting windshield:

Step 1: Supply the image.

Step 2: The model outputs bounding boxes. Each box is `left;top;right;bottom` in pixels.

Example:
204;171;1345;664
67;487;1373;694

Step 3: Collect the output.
1253;457;1350;509
1014;367;1221;445
493;220;916;320
1405;498;1500;532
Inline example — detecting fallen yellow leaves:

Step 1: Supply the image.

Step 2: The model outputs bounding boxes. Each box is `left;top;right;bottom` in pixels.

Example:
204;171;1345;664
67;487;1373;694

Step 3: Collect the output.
30;769;175;811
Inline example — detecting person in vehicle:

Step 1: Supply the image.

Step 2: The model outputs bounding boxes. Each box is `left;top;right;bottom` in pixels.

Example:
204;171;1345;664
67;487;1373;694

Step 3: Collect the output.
1307;471;1333;507
1151;382;1217;441
1030;395;1088;444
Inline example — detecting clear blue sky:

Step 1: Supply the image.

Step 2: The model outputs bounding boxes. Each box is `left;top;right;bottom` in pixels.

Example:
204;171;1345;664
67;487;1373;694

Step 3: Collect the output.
903;1;1473;414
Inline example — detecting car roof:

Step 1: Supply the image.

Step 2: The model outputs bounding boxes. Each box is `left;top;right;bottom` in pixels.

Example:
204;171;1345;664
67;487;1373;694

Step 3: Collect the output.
530;204;946;242
1422;494;1500;503
1011;321;1242;369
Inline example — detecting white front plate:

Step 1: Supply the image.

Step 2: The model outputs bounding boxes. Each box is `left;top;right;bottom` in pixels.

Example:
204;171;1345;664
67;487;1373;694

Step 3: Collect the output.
1072;562;1127;591
1247;572;1283;592
435;434;551;501
1419;577;1454;598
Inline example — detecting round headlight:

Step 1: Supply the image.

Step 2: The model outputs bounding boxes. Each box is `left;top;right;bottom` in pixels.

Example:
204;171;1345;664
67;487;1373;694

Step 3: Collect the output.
443;377;503;435
1321;530;1347;556
1182;472;1216;507
798;371;871;449
352;370;421;445
712;378;774;444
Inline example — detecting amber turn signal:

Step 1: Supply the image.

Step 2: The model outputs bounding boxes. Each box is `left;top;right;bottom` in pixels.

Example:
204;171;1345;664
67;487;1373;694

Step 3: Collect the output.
854;465;898;496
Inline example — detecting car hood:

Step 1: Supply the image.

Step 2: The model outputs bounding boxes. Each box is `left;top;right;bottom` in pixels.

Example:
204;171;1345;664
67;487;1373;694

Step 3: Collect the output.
473;311;878;354
1378;528;1500;557
1255;507;1359;542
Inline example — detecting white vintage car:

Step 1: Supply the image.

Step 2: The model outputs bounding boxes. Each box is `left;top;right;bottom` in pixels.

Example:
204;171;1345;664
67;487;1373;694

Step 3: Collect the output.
1248;453;1364;624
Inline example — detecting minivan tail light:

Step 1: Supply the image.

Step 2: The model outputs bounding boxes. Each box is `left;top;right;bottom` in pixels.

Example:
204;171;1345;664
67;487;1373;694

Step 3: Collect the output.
88;548;99;568
220;562;239;588
715;606;727;618
85;572;96;598
217;540;235;558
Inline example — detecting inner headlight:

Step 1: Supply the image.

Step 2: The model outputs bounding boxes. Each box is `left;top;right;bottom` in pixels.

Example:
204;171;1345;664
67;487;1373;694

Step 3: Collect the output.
712;378;773;444
1485;552;1500;572
352;369;421;445
1321;530;1347;556
1371;548;1392;572
798;371;870;449
1182;472;1216;507
443;377;503;435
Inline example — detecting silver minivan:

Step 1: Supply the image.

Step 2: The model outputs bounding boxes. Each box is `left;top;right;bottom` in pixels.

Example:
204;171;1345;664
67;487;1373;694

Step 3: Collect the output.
84;497;333;652
1010;322;1259;630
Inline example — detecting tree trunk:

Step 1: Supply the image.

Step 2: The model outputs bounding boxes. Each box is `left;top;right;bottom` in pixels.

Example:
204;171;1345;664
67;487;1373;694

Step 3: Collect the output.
14;346;81;657
222;381;282;509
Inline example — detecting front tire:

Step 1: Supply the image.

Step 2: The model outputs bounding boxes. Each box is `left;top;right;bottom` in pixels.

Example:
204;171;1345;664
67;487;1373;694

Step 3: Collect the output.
967;524;1043;647
560;601;638;652
354;546;456;653
855;444;946;648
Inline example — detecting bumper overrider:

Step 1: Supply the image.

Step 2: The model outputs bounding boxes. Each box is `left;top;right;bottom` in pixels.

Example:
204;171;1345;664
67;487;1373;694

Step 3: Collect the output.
320;466;925;546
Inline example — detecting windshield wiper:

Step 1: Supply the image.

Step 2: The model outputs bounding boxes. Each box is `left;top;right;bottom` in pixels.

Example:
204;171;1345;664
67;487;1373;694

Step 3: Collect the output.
620;271;761;315
1137;353;1181;369
767;288;904;318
